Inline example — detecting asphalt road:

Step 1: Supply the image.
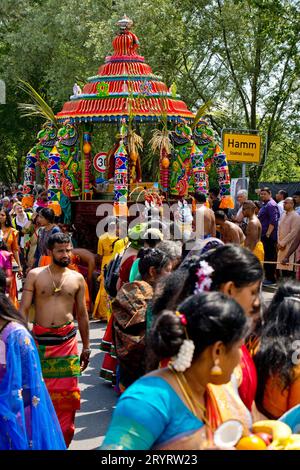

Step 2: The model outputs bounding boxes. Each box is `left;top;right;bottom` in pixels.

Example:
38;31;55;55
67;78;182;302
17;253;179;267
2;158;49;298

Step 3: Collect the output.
69;320;117;450
70;288;275;450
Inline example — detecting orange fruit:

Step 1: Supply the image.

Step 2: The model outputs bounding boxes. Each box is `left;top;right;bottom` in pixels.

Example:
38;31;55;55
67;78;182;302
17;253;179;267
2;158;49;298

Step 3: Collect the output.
83;143;92;154
236;434;267;450
161;157;170;169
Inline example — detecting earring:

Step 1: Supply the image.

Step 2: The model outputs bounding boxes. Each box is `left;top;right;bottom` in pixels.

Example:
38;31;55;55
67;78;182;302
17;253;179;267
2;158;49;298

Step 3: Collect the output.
211;358;222;376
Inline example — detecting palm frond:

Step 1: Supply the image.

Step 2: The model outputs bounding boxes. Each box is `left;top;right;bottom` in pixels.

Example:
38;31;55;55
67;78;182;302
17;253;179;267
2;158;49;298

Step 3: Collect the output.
206;101;228;120
17;79;57;126
191;100;213;129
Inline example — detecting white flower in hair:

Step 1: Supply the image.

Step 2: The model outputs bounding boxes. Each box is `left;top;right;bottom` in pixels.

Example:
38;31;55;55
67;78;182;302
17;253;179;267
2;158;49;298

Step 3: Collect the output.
199;260;214;276
194;260;214;294
172;339;195;372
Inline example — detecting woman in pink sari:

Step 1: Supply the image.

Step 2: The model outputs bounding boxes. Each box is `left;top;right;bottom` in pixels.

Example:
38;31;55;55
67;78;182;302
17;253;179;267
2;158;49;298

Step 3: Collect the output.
0;238;15;304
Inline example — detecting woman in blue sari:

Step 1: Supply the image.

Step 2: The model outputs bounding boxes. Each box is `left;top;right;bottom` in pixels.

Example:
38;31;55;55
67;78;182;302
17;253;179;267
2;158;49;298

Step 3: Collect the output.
0;269;66;450
101;291;247;450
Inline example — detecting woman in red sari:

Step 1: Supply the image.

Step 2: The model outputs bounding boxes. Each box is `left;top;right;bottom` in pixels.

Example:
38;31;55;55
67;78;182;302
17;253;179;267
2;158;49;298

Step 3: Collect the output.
151;244;263;412
254;281;300;418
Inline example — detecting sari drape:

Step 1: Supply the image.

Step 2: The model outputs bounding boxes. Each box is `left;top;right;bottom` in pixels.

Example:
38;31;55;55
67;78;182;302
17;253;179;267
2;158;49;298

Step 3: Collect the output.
238;344;258;411
101;376;205;450
0;322;66;450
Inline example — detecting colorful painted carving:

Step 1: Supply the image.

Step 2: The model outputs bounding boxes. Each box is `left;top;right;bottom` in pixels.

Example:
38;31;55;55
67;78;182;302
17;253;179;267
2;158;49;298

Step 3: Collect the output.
113;139;128;211
57;120;80;198
193;120;233;208
170;121;206;197
96;82;109;97
47;146;61;202
23;122;57;206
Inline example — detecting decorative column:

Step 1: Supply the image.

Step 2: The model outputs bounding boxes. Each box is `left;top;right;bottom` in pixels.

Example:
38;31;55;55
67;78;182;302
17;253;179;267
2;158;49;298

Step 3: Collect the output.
82;124;92;200
159;147;170;193
213;144;234;209
190;142;207;196
47;146;61;202
113;139;128;216
22;147;38;208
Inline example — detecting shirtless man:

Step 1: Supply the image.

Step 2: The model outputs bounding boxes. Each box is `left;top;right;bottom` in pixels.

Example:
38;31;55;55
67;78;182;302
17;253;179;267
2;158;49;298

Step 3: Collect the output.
242;201;262;250
215;210;245;245
20;232;90;447
242;201;264;262
193;192;216;238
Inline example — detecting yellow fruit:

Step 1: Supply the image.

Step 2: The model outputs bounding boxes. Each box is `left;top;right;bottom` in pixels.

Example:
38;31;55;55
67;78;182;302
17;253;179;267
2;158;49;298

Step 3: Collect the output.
236;435;267;450
284;434;300;450
252;420;291;447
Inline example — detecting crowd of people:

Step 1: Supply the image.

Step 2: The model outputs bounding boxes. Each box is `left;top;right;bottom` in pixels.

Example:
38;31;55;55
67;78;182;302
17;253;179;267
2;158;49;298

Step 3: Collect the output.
0;181;300;450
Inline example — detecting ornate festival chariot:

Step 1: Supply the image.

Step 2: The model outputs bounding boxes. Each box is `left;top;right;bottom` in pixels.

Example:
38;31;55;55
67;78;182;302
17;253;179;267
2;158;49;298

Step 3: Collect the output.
22;15;233;250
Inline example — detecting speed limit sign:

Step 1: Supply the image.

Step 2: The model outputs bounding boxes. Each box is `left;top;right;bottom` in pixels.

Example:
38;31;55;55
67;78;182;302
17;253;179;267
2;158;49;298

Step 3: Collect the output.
93;152;107;173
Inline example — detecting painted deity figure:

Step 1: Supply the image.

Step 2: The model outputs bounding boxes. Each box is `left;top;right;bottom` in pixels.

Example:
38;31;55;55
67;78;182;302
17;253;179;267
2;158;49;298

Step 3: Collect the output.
169;121;206;197
57;120;80;198
72;83;82;97
169;119;233;209
23;122;58;206
193;120;232;204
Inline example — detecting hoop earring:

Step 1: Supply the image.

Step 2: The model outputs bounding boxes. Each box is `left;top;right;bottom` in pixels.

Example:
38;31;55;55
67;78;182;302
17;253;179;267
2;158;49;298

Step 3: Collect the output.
210;358;222;376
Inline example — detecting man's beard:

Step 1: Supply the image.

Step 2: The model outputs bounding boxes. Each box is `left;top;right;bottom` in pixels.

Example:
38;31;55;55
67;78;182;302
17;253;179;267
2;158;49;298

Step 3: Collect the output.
53;257;71;268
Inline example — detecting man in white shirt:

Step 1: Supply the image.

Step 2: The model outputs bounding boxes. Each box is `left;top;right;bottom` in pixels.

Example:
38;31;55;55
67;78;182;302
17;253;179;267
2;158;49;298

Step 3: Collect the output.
275;189;288;217
232;189;248;224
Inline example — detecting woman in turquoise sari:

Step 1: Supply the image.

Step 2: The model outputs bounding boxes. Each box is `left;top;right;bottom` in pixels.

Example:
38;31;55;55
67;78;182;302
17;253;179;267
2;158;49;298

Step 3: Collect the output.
101;291;247;450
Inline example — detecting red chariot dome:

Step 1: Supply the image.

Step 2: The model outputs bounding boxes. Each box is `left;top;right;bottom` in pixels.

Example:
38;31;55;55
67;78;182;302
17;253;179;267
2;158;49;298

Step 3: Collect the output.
56;15;194;124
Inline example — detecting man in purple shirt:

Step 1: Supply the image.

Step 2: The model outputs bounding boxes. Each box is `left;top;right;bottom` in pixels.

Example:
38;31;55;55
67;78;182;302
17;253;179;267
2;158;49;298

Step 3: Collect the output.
258;187;279;285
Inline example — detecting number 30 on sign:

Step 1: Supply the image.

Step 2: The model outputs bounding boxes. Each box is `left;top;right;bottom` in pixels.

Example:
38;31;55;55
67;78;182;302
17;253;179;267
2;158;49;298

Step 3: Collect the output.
93;152;107;173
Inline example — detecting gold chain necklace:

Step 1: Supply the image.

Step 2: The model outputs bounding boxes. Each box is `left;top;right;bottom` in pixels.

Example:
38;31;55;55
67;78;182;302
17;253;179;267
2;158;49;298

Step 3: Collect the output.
169;365;210;428
47;265;66;295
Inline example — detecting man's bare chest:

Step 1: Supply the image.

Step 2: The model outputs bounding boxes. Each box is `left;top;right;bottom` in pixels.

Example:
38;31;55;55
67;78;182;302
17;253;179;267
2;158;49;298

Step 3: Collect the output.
35;277;78;299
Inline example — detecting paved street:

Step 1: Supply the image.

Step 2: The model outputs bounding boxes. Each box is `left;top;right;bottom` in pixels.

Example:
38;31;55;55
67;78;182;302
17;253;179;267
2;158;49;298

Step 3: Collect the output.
70;288;275;450
69;320;117;450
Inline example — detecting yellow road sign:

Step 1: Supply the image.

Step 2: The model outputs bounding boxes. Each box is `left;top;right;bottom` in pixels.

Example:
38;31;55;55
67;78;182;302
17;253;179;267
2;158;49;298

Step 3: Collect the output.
223;133;261;163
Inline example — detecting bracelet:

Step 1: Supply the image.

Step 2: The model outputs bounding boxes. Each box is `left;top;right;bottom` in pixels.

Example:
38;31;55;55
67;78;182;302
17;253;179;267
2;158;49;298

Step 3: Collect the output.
83;348;91;354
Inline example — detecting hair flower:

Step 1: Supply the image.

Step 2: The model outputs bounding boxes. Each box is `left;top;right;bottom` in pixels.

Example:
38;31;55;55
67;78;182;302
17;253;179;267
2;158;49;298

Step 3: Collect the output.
171;339;195;372
194;260;214;294
176;311;188;326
